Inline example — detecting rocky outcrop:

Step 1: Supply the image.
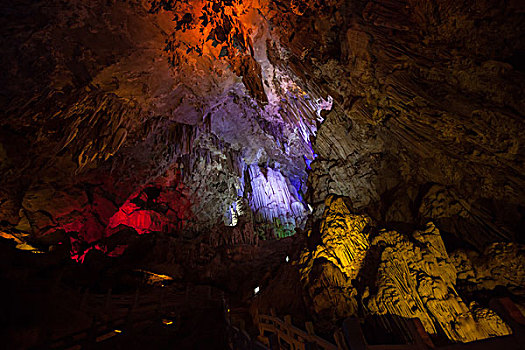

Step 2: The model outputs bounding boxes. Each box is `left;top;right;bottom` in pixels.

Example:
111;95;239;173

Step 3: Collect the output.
301;196;370;280
264;0;525;248
298;195;513;343
247;164;307;238
299;196;370;320
0;0;523;346
0;0;329;255
450;242;525;297
367;223;512;342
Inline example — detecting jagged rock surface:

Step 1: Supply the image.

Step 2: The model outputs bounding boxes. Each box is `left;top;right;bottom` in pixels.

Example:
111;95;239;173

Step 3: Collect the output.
299;195;370;321
298;195;513;343
263;0;525;248
0;0;330;253
0;0;523;346
450;242;525;297
367;223;512;342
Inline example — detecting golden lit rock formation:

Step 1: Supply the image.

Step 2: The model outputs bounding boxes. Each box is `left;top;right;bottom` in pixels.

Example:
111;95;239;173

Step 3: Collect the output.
299;195;370;320
0;0;523;347
367;223;512;342
303;196;371;279
0;231;44;253
299;195;513;343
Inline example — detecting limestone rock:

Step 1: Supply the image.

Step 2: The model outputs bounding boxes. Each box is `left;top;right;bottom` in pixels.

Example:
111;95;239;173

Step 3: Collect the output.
367;223;512;343
298;195;513;342
299;195;370;320
300;195;370;279
418;184;514;249
451;242;525;296
305;257;359;322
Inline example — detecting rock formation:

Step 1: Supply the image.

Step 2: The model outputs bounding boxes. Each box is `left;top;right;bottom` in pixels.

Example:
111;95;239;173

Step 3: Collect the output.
451;242;525;297
298;195;515;342
0;0;523;347
299;196;371;320
367;223;512;342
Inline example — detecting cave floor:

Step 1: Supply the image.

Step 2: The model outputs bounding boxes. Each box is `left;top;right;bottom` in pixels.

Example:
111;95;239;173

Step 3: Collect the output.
0;234;301;349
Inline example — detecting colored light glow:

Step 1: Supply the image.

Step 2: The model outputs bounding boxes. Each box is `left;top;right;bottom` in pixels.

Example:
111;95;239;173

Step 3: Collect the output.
162;319;174;326
108;203;164;235
304;156;313;170
0;231;46;253
151;0;257;66
136;269;174;286
226;201;239;226
248;165;305;226
60;172;193;262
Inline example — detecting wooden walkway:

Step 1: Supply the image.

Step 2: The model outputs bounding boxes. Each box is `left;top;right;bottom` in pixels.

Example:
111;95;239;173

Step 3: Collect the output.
257;313;338;350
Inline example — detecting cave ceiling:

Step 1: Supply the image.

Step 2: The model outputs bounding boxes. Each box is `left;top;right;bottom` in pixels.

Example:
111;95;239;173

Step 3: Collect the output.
0;0;524;259
1;0;525;347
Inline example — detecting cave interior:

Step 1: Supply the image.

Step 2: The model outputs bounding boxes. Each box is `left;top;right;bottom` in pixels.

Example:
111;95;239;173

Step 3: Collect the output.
0;0;524;349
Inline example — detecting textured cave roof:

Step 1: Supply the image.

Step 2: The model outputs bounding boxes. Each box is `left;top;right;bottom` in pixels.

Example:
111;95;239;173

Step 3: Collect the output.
0;0;524;250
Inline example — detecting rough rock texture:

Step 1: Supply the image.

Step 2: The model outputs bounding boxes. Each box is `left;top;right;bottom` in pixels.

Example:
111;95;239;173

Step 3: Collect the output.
263;0;525;249
300;196;370;283
450;242;525;297
0;0;332;255
299;196;370;321
0;0;524;346
298;195;513;342
367;223;512;342
2;0;522;250
247;164;307;238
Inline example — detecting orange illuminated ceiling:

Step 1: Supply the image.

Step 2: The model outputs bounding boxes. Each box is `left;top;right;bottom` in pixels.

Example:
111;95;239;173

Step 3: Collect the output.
148;0;271;102
149;0;261;65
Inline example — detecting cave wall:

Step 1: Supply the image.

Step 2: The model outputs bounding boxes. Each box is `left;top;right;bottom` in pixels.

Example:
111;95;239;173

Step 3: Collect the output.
0;0;524;345
297;195;517;342
262;0;525;248
0;0;332;256
257;0;525;343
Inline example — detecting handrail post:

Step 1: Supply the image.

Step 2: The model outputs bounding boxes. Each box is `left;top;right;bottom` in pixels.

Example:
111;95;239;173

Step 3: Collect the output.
126;288;140;329
341;318;367;350
268;333;281;350
52;270;63;296
284;315;292;325
305;321;315;335
157;287;166;315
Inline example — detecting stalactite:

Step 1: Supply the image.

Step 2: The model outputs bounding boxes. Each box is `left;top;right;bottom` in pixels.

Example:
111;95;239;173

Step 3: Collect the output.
246;164;307;237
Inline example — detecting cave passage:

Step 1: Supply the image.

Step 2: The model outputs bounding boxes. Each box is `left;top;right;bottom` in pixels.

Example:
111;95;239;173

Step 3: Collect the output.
1;0;524;349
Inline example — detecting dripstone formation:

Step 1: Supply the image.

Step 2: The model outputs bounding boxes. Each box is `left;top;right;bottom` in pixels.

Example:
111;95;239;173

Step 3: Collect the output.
0;0;523;348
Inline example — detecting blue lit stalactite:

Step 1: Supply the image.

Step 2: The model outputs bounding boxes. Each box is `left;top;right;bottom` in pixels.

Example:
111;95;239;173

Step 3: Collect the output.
245;164;307;239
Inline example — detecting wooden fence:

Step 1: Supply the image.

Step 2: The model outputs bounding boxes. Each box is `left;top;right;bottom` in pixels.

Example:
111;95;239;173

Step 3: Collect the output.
256;312;338;350
33;284;224;349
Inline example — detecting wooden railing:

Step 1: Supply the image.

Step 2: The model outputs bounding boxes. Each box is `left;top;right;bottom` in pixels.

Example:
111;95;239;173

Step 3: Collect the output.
256;312;338;350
